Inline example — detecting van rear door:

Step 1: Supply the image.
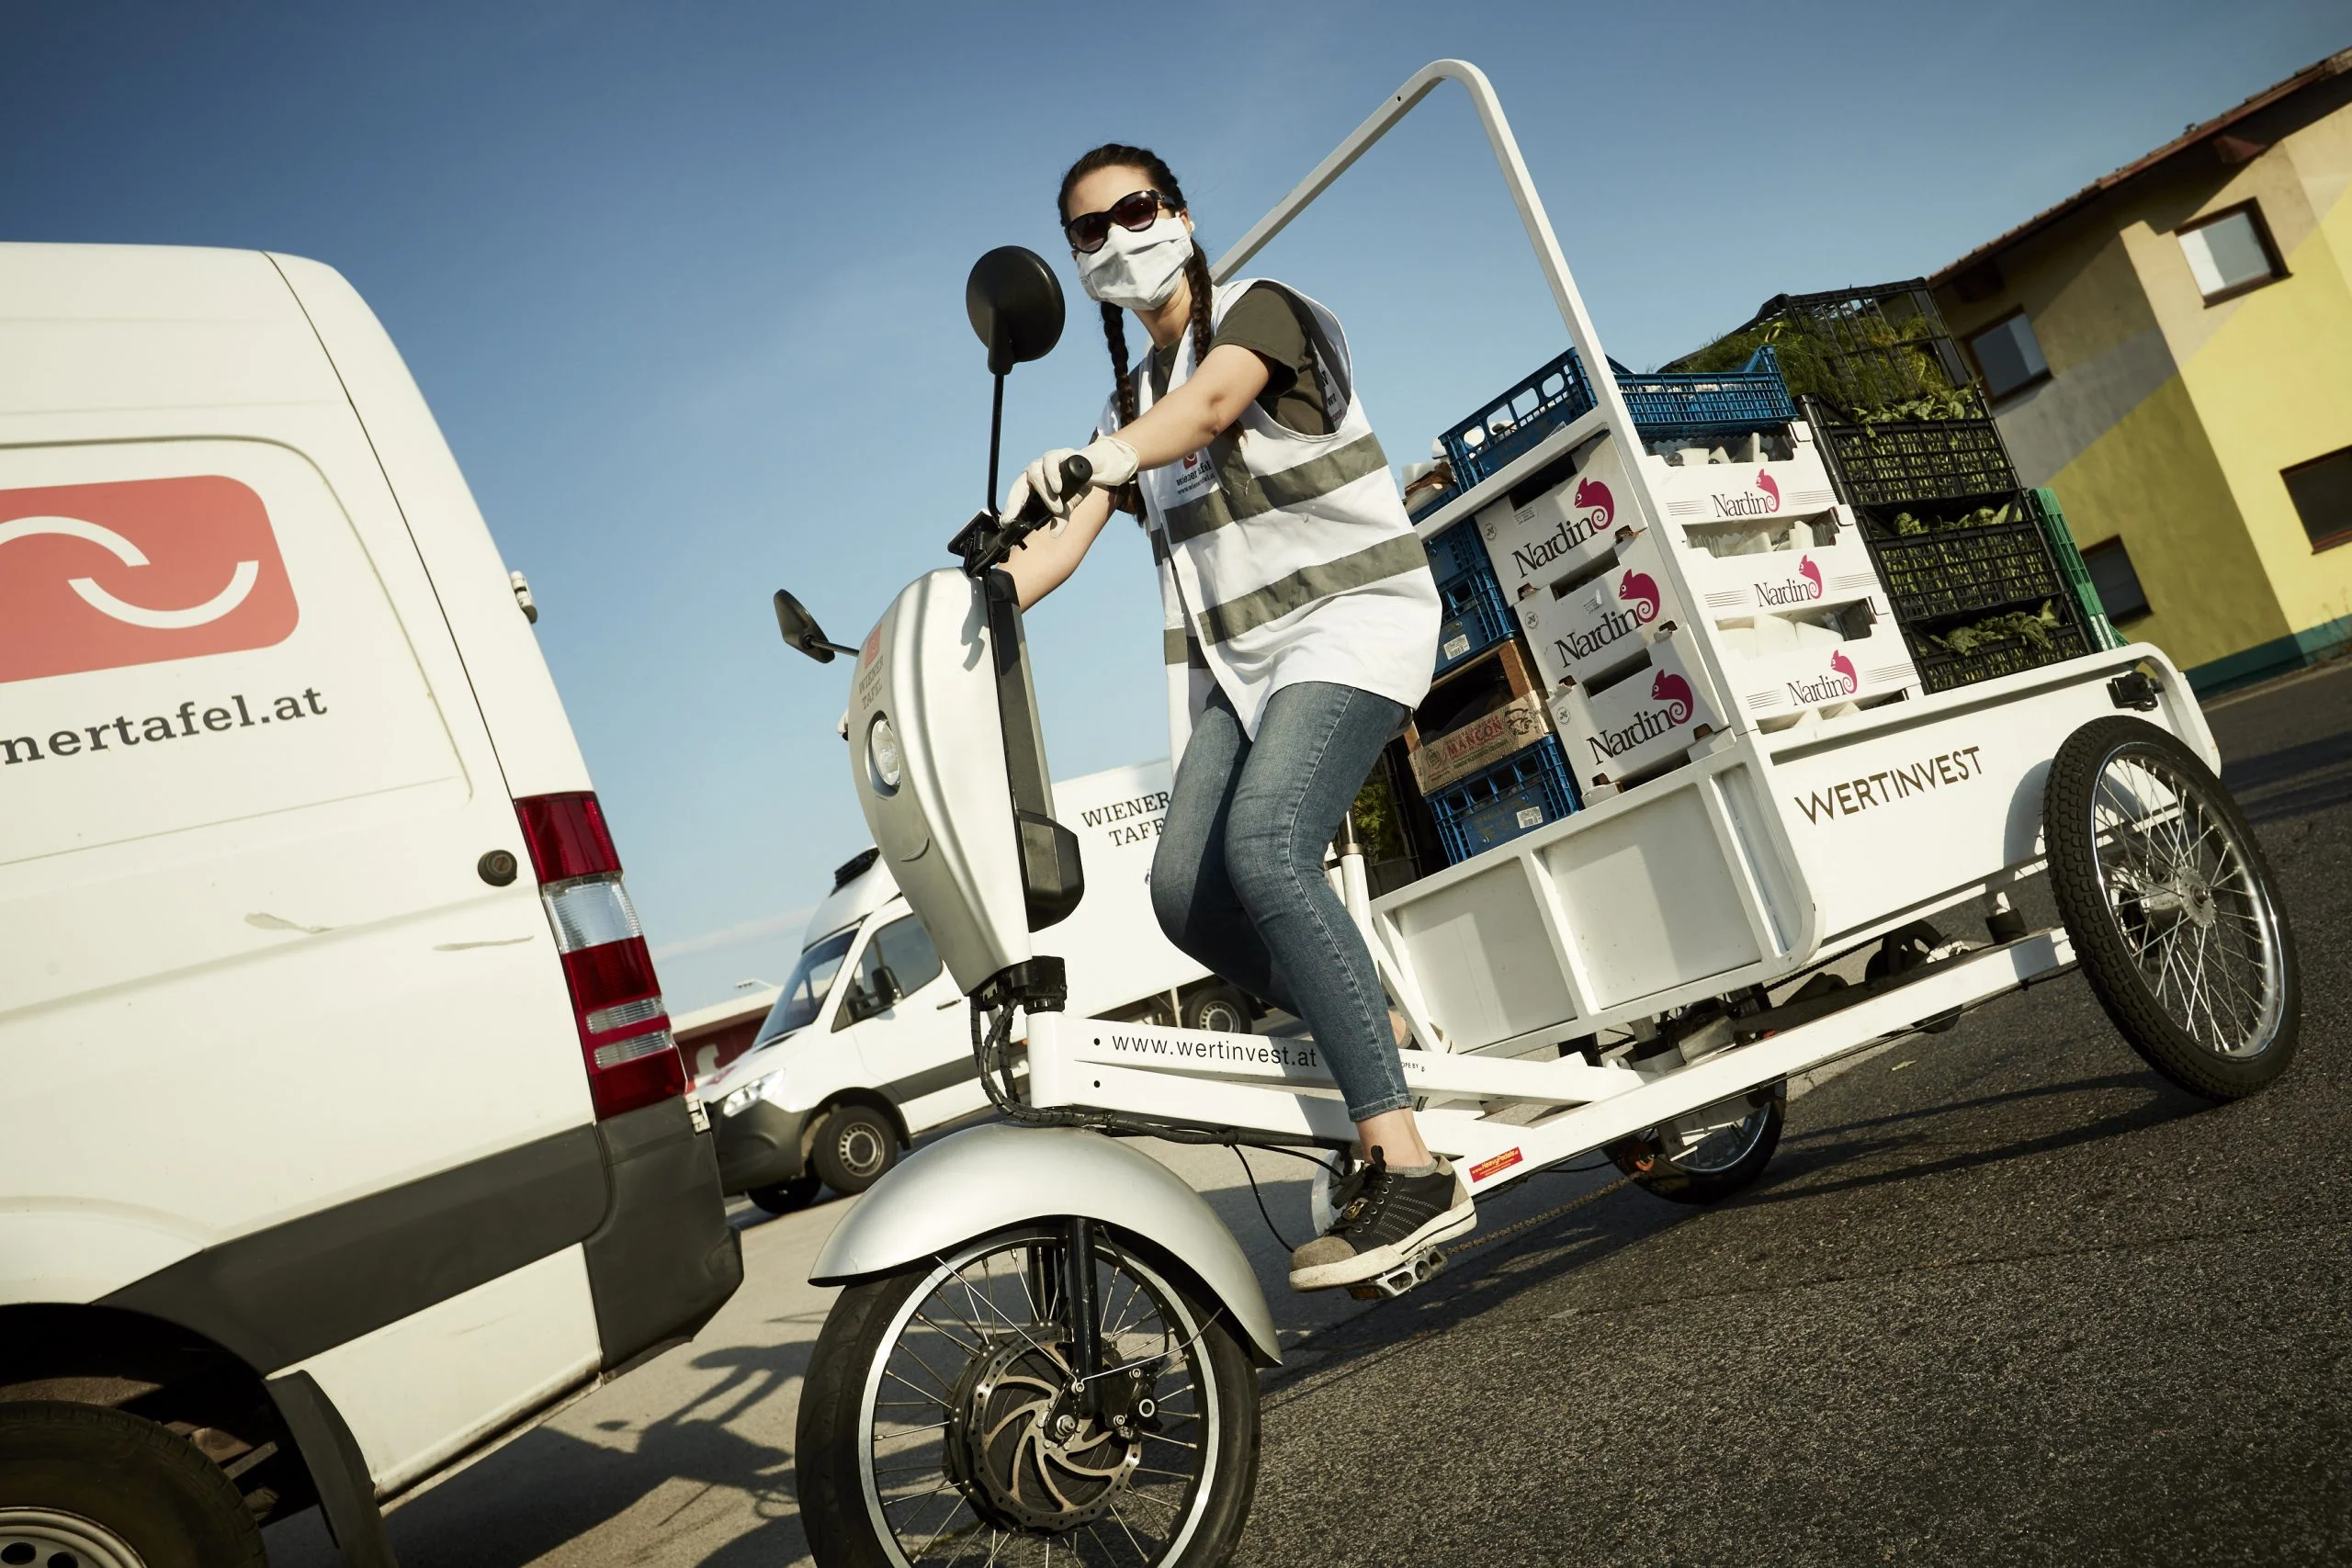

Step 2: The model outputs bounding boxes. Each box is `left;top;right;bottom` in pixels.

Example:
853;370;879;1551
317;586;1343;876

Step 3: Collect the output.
0;244;609;1494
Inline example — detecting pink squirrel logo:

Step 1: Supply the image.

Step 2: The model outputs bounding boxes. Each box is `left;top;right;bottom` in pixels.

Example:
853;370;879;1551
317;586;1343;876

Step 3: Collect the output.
1618;569;1660;624
1573;477;1613;525
1758;472;1781;509
1798;556;1823;597
1651;670;1694;725
1829;649;1859;693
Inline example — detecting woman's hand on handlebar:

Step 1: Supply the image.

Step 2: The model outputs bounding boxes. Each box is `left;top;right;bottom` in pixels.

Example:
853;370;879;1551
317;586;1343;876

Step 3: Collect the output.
1001;436;1137;525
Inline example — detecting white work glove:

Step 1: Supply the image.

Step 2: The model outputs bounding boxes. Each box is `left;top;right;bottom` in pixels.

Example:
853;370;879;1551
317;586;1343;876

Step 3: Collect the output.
1002;436;1140;525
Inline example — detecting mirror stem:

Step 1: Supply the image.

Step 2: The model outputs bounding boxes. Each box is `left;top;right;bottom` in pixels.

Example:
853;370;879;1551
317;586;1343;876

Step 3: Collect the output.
986;371;1006;514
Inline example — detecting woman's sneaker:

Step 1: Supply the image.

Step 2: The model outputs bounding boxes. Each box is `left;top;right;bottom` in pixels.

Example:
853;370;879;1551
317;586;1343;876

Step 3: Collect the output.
1288;1148;1476;1292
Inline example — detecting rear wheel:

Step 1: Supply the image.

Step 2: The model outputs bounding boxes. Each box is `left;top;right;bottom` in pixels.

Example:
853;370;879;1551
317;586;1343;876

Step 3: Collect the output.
0;1401;265;1568
2043;716;2299;1100
797;1224;1261;1566
815;1103;901;1195
1180;986;1252;1035
1613;1080;1786;1203
750;1173;823;1214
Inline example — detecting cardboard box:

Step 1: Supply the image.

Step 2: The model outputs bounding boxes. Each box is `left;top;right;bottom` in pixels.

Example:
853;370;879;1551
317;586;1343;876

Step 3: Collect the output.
1406;639;1554;794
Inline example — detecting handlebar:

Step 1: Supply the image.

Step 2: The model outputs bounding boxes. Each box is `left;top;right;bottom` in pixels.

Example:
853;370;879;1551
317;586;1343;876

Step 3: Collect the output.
948;452;1096;577
1012;454;1094;527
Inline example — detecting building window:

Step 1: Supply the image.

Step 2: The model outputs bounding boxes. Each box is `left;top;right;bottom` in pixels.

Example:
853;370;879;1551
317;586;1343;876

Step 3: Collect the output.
1966;310;2050;400
2177;201;2286;304
2283;446;2352;552
2083;538;2151;622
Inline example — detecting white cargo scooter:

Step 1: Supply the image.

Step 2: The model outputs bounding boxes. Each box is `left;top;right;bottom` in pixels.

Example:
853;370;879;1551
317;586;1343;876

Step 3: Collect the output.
777;62;2301;1568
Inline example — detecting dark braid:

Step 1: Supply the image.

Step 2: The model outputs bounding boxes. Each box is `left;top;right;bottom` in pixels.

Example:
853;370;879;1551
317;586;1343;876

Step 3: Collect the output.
1102;300;1137;428
1182;243;1215;371
1057;142;1207;434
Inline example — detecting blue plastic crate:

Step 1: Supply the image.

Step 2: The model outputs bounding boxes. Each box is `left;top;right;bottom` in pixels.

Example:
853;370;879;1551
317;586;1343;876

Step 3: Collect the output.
1440;350;1598;488
1611;345;1798;438
1430;736;1578;863
1423;521;1490;582
1439;345;1801;491
1432;561;1510;676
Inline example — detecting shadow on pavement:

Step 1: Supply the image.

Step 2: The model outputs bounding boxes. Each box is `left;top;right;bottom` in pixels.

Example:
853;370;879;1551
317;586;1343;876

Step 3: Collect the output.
335;1336;818;1568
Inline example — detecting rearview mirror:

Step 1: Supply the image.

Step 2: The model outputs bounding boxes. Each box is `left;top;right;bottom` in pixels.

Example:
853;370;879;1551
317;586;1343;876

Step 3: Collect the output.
967;247;1065;376
775;588;859;664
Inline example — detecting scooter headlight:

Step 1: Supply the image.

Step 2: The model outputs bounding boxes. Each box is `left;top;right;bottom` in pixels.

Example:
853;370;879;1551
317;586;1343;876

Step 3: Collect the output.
867;713;902;794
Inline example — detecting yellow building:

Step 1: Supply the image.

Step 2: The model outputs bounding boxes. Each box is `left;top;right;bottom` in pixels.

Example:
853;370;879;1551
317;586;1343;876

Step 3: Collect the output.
1930;47;2352;692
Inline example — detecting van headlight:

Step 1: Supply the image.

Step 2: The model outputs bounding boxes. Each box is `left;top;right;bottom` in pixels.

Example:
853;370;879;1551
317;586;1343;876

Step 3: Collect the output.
867;713;902;795
718;1084;762;1119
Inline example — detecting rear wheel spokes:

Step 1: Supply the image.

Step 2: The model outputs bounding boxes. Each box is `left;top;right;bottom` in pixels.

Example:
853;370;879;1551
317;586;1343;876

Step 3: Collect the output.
2088;748;2284;1059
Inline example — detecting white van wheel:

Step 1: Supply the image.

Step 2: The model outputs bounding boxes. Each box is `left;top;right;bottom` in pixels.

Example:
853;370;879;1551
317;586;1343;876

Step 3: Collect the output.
1181;987;1251;1035
0;1401;266;1568
815;1105;900;1195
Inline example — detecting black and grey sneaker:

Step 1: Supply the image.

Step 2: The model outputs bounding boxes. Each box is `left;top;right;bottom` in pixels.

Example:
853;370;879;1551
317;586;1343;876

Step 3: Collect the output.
1288;1147;1476;1292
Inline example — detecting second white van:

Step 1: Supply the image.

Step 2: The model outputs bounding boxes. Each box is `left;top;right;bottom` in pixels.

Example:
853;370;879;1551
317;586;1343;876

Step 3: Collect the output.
695;761;1256;1211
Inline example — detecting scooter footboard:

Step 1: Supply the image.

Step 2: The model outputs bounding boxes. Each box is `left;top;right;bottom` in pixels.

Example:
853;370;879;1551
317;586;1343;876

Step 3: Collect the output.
808;1121;1283;1366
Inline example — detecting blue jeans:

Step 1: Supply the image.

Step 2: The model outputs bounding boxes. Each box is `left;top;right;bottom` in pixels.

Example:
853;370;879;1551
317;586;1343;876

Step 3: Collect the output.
1150;681;1411;1121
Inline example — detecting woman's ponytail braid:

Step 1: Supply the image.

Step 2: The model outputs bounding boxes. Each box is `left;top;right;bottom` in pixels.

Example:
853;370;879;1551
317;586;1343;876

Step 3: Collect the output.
1104;302;1137;429
1057;141;1198;434
1182;243;1215;371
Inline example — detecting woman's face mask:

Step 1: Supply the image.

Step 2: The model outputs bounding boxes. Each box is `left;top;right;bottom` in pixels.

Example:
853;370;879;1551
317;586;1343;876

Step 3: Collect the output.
1077;213;1193;310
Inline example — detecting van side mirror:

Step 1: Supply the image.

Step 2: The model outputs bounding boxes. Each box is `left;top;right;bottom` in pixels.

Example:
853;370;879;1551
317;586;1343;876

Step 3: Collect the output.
775;589;859;664
869;965;901;1010
967;247;1065;376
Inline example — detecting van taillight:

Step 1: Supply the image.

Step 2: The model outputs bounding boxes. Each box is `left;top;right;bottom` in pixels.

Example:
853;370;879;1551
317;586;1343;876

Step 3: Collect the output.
516;792;686;1120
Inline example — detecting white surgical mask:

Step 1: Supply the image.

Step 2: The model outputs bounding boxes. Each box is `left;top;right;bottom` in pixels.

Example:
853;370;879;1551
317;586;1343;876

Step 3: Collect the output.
1077;213;1193;310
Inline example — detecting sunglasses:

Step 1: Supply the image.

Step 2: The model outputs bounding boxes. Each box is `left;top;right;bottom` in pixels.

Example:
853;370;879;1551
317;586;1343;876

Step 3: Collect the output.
1064;188;1173;254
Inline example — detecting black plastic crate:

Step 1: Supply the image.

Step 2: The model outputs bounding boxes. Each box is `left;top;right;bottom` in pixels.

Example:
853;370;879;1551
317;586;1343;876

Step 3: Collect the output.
1668;279;1973;416
1865;510;2069;623
1811;400;2020;509
1914;620;2092;694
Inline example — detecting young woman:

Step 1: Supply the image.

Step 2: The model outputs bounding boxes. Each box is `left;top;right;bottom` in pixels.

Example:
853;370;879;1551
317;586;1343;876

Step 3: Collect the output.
1001;143;1475;1292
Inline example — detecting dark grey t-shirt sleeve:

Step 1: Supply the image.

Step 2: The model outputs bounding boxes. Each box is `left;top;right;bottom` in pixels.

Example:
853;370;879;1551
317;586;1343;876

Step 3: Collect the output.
1209;283;1331;436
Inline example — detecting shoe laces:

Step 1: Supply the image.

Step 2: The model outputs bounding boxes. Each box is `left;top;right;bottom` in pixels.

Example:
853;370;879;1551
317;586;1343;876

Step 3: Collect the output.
1328;1148;1391;1236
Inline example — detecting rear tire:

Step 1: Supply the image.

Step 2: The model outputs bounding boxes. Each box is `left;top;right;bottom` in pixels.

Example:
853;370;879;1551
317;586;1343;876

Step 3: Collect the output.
813;1103;900;1195
1181;985;1252;1035
0;1400;265;1568
749;1173;823;1214
2042;716;2300;1100
1613;1080;1786;1204
797;1224;1260;1567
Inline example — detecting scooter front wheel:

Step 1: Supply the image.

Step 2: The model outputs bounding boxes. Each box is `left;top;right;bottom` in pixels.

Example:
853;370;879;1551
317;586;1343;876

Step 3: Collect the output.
797;1222;1261;1567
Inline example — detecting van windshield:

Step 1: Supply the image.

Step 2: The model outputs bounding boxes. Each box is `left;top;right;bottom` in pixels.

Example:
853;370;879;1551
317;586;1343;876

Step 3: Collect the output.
756;926;857;1043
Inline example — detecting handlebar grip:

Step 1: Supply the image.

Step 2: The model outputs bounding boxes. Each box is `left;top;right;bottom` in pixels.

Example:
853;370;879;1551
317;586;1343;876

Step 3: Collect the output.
1012;453;1098;527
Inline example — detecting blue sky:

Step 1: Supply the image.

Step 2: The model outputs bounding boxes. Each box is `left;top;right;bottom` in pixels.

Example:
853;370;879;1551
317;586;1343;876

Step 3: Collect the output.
6;1;2342;1010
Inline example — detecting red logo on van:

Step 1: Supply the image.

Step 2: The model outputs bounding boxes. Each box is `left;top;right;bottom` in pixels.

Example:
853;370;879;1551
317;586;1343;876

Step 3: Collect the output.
0;477;298;684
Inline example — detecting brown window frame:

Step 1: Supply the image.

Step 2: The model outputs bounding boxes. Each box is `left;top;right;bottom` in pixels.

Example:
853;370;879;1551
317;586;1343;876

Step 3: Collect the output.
1962;307;2052;402
2176;198;2290;307
2283;444;2352;554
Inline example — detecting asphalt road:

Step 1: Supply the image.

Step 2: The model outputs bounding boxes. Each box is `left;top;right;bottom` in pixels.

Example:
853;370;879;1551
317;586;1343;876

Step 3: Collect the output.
268;659;2352;1567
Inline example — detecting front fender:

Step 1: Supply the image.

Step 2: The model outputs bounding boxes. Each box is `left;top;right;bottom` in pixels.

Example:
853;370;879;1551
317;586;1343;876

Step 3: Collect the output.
808;1122;1281;1366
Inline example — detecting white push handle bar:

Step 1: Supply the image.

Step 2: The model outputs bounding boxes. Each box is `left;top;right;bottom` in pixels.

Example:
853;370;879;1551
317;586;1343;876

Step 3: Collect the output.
1211;57;1647;457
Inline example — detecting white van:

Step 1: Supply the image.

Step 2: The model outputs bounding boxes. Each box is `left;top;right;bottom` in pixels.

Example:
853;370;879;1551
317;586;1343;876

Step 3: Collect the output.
696;761;1256;1212
0;245;738;1563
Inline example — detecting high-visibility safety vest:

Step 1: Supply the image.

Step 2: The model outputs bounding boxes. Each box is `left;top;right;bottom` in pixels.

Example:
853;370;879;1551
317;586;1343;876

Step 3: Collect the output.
1106;278;1441;763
